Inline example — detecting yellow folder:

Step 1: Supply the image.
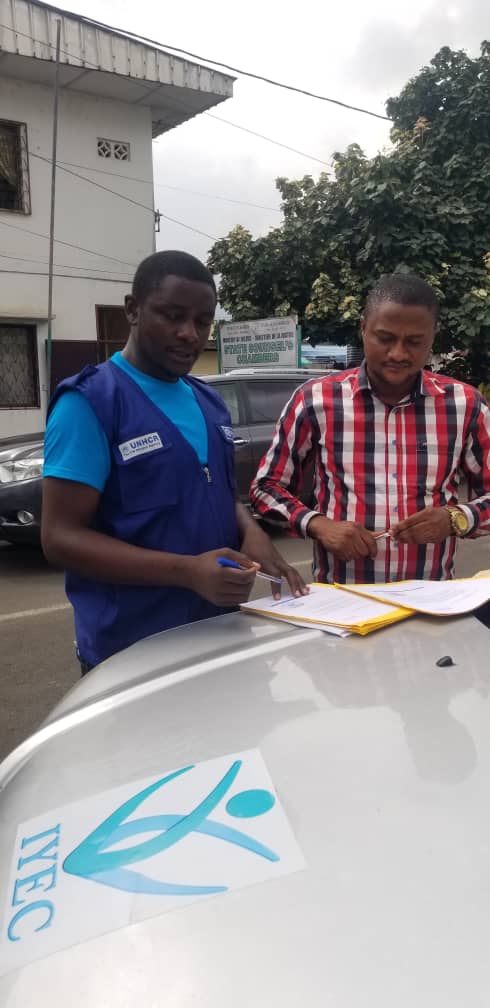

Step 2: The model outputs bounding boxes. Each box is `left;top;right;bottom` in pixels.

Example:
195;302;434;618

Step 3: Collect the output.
241;582;412;636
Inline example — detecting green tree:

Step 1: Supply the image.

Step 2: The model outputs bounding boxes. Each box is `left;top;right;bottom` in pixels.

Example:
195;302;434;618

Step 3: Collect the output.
208;43;490;380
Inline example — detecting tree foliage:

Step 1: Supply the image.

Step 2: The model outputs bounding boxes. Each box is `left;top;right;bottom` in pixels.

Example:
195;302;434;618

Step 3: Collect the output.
208;43;490;379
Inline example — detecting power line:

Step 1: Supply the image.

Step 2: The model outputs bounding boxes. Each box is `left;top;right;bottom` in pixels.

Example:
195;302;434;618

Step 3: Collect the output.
53;158;281;212
3;19;339;182
31;152;219;240
55;9;391;121
203;113;332;167
0;217;137;267
0;268;131;282
157;181;280;213
0;14;390;121
151;83;335;171
0;251;132;276
31;152;156;214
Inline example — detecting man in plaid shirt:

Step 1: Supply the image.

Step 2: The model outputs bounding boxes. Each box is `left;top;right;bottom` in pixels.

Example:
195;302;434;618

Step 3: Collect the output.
250;274;490;589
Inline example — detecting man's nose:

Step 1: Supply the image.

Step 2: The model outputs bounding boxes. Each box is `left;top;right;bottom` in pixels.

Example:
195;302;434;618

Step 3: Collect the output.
387;341;408;361
177;319;199;343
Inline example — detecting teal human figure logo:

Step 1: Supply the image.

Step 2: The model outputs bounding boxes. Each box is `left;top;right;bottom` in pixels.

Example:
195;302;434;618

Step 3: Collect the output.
63;760;278;895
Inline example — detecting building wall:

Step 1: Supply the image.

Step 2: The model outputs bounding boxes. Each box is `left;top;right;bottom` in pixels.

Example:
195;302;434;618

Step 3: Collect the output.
192;349;219;377
0;76;155;436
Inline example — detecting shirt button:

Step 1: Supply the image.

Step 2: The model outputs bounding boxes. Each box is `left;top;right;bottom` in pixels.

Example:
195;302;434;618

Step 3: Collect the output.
393;506;398;513
392;473;397;479
391;439;396;446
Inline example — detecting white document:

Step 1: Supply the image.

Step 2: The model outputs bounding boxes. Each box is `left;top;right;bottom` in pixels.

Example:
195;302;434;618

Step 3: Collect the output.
340;577;490;615
241;585;402;631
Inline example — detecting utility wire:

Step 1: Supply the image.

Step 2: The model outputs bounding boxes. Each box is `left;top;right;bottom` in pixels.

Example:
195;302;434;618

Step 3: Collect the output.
150;83;335;169
0;250;132;276
54;158;281;211
203;113;331;167
2;21;338;174
0;268;131;282
31;152;155;214
31;152;219;240
53;9;391;121
0;15;390;121
0;218;138;267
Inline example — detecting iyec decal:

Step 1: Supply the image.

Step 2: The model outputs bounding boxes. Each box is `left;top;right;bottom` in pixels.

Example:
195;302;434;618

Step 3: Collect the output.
1;750;304;976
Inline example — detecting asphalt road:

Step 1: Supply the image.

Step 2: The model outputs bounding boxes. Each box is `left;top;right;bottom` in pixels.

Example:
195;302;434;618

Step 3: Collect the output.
1;534;489;763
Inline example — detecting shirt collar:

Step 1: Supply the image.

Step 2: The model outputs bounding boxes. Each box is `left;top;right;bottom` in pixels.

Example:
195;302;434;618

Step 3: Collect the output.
352;361;444;401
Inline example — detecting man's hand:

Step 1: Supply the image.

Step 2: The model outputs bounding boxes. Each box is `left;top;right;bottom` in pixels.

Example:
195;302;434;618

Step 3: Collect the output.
181;548;259;607
391;507;452;545
240;523;309;600
308;515;378;562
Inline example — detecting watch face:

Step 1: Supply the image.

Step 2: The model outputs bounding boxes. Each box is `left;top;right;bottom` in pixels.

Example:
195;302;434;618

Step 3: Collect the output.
454;510;468;533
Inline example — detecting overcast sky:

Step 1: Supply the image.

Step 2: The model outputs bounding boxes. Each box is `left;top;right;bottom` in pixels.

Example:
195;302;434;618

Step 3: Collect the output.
65;0;487;262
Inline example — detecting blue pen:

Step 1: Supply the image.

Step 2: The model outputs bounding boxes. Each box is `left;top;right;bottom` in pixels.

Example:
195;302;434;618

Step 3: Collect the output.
217;555;283;586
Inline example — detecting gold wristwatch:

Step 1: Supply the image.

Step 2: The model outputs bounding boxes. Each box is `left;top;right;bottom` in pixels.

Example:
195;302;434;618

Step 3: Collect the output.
445;506;470;537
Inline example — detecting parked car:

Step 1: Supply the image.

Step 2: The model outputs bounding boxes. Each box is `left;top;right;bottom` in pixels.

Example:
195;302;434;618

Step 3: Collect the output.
202;368;333;504
0;368;332;545
0;432;44;545
1;608;489;1004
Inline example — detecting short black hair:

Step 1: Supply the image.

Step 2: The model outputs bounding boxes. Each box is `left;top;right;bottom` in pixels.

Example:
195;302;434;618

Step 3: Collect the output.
364;272;439;321
132;250;217;303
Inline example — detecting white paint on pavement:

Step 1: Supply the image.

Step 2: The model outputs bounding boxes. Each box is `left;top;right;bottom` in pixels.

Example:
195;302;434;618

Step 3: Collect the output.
0;603;70;623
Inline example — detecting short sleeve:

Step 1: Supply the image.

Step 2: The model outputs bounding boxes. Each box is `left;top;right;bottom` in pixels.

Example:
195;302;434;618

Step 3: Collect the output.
43;391;111;491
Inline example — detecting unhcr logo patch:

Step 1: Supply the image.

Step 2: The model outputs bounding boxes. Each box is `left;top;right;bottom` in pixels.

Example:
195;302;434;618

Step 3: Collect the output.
220;425;235;443
118;432;163;461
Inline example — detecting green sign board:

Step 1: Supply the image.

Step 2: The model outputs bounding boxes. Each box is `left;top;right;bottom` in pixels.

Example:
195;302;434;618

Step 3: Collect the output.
219;318;300;372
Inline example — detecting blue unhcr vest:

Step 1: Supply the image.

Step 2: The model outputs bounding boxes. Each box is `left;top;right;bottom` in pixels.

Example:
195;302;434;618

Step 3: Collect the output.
49;360;240;666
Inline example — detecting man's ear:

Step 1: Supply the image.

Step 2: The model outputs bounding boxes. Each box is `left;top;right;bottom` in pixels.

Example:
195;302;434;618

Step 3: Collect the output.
125;294;138;326
360;315;366;346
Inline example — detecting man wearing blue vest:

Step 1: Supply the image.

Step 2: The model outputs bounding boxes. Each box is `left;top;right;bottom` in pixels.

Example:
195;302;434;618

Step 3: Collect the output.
42;250;306;672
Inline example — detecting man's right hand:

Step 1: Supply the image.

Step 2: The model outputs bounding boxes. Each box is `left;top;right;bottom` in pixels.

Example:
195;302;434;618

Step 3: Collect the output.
179;548;259;607
307;515;378;562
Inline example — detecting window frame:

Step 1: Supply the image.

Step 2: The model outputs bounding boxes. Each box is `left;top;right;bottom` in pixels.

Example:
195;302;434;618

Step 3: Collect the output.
243;378;302;426
0;323;40;409
206;379;246;427
0;119;31;215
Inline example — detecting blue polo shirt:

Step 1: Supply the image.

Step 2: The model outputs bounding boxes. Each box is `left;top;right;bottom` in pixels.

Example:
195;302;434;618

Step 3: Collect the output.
44;352;208;488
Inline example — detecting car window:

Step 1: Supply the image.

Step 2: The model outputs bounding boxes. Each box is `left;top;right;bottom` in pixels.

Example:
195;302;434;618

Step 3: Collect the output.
247;380;301;425
212;382;241;425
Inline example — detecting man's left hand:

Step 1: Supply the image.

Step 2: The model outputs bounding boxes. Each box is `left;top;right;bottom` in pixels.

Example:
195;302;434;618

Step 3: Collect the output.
240;524;309;599
391;507;452;545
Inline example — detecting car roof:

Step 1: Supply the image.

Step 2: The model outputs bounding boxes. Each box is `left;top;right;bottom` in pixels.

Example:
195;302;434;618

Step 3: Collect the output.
1;611;489;1005
201;368;337;381
0;432;44;449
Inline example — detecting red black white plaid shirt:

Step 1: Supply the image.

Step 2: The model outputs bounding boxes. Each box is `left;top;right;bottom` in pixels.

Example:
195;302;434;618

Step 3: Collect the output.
250;364;490;584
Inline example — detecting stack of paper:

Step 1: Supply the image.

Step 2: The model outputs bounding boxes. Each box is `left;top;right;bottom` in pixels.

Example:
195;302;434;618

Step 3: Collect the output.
337;576;490;615
241;584;411;636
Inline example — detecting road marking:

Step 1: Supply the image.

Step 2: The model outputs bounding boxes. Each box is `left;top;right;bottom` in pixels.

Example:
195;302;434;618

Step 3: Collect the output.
0;603;71;624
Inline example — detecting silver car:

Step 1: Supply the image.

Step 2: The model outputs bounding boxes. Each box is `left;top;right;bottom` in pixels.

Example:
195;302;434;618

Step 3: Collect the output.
1;609;489;1005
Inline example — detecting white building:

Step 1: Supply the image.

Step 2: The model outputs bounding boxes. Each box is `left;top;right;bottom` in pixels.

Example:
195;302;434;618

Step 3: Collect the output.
0;0;234;436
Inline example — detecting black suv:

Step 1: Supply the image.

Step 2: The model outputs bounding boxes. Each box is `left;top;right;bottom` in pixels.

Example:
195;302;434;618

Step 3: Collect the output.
203;368;332;504
0;368;332;544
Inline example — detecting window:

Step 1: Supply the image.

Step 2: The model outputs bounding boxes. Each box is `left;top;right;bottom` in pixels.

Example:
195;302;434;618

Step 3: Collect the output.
0;121;31;213
212;382;241;426
48;340;98;394
97;138;130;161
95;306;129;362
0;325;39;408
247;380;300;424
